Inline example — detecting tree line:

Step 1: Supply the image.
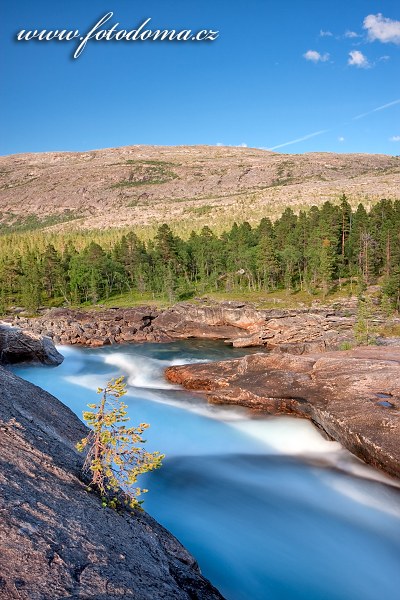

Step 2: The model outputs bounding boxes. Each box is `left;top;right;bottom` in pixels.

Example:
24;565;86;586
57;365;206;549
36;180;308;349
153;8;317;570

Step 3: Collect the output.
1;196;400;312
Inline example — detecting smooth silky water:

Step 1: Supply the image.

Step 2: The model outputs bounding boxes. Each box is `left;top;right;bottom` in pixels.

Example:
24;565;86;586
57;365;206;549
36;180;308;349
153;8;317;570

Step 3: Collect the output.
13;341;400;600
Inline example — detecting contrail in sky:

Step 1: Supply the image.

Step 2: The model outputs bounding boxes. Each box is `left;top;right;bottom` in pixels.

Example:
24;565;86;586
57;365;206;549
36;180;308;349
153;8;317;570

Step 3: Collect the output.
266;97;400;151
267;129;329;151
353;98;400;120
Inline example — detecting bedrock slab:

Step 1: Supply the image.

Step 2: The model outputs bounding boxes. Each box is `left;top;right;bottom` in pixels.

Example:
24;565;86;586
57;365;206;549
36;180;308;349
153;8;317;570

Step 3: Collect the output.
165;347;400;479
0;366;224;599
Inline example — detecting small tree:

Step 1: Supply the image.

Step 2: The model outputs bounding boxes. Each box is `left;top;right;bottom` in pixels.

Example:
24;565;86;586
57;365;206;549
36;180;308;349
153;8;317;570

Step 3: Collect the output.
354;296;376;346
77;377;164;509
383;266;400;312
380;293;395;318
0;287;7;316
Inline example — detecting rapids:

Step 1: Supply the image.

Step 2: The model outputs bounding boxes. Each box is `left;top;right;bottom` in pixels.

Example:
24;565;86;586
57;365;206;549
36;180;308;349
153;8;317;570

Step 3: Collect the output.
13;341;400;600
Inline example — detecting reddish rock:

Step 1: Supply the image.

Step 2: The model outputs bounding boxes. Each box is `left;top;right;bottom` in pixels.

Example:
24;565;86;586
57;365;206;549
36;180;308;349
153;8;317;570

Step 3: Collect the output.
165;346;400;480
8;301;357;352
88;338;105;348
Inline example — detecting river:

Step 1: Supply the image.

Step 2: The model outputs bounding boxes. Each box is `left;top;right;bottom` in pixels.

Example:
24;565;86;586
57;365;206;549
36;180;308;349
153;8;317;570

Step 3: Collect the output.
13;341;400;600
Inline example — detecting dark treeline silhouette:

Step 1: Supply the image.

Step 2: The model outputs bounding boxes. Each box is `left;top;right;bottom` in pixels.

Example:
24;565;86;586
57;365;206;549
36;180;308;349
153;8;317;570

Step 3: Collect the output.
1;196;400;312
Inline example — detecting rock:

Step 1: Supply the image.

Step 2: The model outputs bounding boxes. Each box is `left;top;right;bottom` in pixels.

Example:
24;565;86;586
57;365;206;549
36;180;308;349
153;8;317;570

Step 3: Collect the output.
157;317;240;340
230;332;267;348
6;301;356;353
88;338;105;347
165;346;400;480
1;146;399;235
377;336;400;346
0;324;63;365
0;366;224;600
154;302;267;337
119;331;139;343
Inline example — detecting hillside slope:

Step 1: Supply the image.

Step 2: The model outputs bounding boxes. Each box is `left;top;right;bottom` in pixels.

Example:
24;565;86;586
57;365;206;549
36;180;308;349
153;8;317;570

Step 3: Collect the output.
0;145;399;233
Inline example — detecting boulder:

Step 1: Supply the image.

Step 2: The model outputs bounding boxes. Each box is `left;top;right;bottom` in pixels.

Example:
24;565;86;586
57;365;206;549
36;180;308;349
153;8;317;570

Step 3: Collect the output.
88;338;106;347
0;324;63;365
153;302;266;340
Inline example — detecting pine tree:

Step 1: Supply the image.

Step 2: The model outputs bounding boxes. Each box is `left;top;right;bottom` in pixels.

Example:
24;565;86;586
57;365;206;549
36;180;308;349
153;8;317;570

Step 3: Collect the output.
318;238;335;298
339;194;352;264
256;228;280;291
77;377;164;510
20;252;43;313
354;296;376;345
383;266;400;311
42;244;63;301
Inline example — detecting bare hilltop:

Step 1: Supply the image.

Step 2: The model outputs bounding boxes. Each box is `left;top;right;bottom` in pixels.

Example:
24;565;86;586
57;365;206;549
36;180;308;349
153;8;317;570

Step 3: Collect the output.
1;145;399;234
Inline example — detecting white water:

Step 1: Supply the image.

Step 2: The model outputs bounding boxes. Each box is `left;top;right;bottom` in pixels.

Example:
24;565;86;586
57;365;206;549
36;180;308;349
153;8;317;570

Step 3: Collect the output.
13;341;400;600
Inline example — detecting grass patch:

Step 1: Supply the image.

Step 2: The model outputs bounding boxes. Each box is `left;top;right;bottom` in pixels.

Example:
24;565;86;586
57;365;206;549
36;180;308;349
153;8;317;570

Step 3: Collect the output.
0;210;84;234
184;205;214;216
53;288;343;312
376;323;400;338
111;160;178;189
198;288;352;309
76;291;170;310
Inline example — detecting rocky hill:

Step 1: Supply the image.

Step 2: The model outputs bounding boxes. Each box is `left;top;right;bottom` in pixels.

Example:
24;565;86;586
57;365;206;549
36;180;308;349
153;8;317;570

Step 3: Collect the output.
0;145;399;233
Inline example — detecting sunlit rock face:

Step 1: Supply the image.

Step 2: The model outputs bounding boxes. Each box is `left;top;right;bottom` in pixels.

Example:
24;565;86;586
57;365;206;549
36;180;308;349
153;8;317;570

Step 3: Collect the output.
166;346;400;479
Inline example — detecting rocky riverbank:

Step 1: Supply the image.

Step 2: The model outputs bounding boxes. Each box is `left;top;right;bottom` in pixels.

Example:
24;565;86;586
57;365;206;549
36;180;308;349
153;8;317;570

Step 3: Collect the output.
0;364;224;599
8;300;358;354
165;347;400;480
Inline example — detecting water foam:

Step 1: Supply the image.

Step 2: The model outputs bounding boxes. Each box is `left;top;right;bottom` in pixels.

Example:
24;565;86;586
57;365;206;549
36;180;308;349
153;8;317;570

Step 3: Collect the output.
13;342;400;600
62;346;400;487
103;352;209;389
229;417;341;456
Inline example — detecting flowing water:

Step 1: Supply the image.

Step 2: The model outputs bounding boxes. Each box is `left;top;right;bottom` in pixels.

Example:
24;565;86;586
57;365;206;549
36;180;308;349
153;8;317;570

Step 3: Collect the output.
13;341;400;600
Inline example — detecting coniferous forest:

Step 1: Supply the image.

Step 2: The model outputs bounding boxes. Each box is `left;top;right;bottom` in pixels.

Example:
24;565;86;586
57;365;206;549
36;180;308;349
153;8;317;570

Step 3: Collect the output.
1;196;400;313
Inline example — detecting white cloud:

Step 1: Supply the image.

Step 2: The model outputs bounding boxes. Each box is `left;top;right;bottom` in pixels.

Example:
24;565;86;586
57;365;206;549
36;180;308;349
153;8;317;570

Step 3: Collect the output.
303;50;330;63
216;142;248;148
338;136;345;142
348;50;370;68
353;98;400;120
344;30;360;38
319;30;333;37
268;129;329;151
390;136;400;142
363;13;400;44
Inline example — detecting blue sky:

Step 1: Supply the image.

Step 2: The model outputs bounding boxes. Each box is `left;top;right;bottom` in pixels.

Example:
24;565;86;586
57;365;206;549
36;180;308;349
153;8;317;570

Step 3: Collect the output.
1;0;399;155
